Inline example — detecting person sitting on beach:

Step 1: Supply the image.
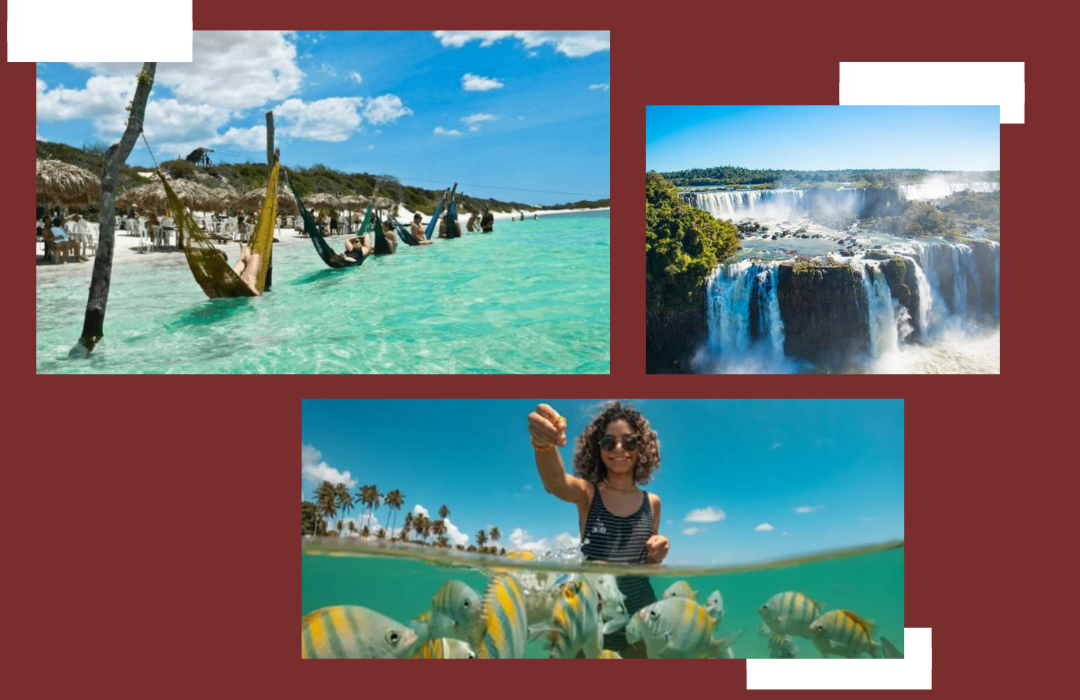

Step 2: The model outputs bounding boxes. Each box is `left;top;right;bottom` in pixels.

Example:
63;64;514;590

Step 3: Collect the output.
340;234;374;265
528;401;668;659
466;210;478;232
534;212;539;221
230;243;262;294
410;213;433;245
43;224;86;263
481;208;494;233
377;220;399;255
330;213;339;236
438;215;448;239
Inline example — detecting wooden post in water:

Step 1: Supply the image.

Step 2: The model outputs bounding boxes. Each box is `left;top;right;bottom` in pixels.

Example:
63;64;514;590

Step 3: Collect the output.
265;111;275;290
73;63;157;356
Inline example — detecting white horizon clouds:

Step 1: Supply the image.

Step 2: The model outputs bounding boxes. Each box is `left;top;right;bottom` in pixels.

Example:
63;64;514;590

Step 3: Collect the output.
411;504;469;546
755;523;775;532
461;73;504;91
462;113;498;131
434;126;463;137
434;31;610;58
363;94;413;125
684;507;727;523
795;505;826;514
682;527;705;536
508;527;579;554
301;443;356;489
274;96;364;142
349;71;363;84
589;83;610;91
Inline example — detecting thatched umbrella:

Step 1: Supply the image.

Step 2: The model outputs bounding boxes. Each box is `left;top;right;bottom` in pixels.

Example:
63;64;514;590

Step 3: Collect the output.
118;177;231;214
341;194;369;208
305;193;342;210
36;159;101;207
235;182;298;214
374;197;394;210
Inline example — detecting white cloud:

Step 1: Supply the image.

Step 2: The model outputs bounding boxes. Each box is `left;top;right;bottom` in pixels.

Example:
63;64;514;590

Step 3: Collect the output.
509;527;576;554
434;30;610;57
362;94;412;125
73;31;304;111
274;96;364;142
434;126;463;137
461;73;504;91
349;71;363;84
794;505;826;514
461;113;498;131
406;504;468;546
684;507;727;523
554;532;581;549
412;505;429;518
218;124;268;151
589;83;610;91
681;527;704;536
301;443;356;489
319;63;337;77
755;523;775;532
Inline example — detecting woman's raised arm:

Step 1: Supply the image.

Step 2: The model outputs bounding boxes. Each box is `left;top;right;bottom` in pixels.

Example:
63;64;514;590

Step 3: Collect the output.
528;404;591;505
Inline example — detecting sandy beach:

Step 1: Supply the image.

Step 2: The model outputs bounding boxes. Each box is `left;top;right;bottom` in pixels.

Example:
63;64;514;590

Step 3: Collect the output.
35;205;610;283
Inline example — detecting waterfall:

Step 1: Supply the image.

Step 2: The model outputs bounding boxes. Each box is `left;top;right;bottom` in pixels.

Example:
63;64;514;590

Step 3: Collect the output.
908;255;933;335
899;181;999;201
859;262;899;357
993;243;1000;317
705;261;785;358
951;245;969;318
685;188;866;221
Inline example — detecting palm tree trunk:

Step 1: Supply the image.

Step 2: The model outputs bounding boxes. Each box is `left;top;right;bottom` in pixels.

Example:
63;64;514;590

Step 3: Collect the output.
73;63;157;355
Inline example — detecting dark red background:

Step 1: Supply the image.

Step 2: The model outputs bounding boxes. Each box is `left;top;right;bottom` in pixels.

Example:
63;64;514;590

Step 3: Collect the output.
10;3;1058;693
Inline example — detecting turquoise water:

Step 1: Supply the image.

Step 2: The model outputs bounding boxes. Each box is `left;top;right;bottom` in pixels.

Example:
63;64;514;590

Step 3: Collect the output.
301;540;903;659
36;211;609;373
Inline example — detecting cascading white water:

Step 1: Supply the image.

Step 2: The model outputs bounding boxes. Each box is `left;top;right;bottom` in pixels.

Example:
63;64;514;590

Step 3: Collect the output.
688;190;806;220
950;245;969;318
704;261;784;358
899;181;999;201
992;243;1000;317
908;256;933;334
859;262;900;357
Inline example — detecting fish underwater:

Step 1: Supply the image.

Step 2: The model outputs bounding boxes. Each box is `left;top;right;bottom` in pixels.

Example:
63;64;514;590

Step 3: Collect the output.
704;589;724;626
415;580;482;643
411;638;477;659
625;598;743;659
768;633;799;659
475;575;529;659
598;650;623;659
809;610;880;658
532;577;604;659
663;580;698;600
758;591;824;639
302;606;418;659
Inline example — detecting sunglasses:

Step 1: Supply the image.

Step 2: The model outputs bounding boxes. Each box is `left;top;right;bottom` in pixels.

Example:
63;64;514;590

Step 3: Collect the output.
599;435;640;452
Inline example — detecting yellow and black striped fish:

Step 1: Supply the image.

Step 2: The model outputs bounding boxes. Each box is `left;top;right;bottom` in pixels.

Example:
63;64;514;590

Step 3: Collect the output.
410;638;476;659
809;610;879;658
758;591;823;639
302;606;418;659
546;578;603;659
632;598;742;659
598;650;623;659
768;633;799;659
475;575;528;659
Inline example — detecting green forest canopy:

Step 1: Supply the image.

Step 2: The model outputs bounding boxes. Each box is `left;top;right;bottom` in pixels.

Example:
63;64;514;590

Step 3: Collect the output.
661;165;1000;190
646;171;740;313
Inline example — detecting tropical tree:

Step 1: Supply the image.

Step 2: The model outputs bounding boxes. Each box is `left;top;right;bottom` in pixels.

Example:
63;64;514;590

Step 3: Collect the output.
315;481;338;536
499;548;506;556
348;521;357;537
337;519;344;535
301;501;318;536
455;545;465;551
398;529;409;543
466;545;477;552
376;528;386;540
413;513;429;544
437;535;449;549
384;489;404;533
490;527;501;545
335;484;354;534
403;512;414;536
476;530;488;548
439;505;450;521
360;525;370;539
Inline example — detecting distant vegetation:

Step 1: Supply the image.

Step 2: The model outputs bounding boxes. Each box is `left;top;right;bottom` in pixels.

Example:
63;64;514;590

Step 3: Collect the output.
37;140;606;215
662;165;1000;191
646;171;740;313
860;191;1000;241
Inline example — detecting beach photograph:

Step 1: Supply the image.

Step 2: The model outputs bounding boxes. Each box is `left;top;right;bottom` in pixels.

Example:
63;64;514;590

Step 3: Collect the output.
646;106;1000;374
302;399;904;659
36;31;610;373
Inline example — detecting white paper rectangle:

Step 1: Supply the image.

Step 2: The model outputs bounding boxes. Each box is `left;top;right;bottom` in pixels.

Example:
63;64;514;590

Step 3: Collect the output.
841;62;1023;124
9;0;192;62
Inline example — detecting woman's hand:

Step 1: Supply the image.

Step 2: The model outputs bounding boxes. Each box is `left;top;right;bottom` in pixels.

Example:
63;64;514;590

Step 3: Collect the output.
528;404;567;448
645;535;670;564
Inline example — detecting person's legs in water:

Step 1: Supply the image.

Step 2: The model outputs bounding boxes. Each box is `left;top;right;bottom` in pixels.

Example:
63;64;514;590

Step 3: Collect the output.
240;254;261;293
232;243;251;276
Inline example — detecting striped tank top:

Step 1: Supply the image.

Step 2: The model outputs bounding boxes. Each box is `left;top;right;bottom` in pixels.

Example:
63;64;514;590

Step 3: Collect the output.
580;486;659;651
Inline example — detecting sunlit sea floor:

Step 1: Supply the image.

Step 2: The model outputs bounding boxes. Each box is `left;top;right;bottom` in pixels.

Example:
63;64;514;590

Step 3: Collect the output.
301;540;904;659
37;212;609;373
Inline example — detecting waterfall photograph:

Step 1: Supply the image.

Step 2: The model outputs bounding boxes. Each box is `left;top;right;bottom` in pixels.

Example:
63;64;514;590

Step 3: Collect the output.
646;106;1000;374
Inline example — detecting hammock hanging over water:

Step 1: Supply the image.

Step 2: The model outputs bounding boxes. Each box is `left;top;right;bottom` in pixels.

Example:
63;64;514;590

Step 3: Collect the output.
288;175;375;268
424;184;454;240
159;161;280;298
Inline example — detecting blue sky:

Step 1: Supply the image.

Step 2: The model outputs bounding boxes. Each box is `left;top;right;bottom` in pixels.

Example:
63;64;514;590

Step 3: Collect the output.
302;399;904;566
646;105;1000;172
36;31;609;206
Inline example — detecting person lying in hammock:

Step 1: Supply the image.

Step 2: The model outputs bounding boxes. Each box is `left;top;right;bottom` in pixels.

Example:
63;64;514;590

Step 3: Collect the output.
377;220;399;255
340;234;374;265
231;243;262;294
410;213;433;246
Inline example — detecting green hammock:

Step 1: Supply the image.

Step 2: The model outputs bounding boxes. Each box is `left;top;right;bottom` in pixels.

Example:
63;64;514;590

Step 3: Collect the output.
288;174;376;268
159;160;280;298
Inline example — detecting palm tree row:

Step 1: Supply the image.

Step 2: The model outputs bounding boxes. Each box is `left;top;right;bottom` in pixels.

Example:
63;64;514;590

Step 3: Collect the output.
302;480;507;555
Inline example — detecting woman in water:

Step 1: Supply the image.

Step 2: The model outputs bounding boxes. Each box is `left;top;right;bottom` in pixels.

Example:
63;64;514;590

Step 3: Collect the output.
528;401;669;657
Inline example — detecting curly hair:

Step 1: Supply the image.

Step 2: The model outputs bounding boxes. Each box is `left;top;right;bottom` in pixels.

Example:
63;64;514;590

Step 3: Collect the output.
573;401;661;485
